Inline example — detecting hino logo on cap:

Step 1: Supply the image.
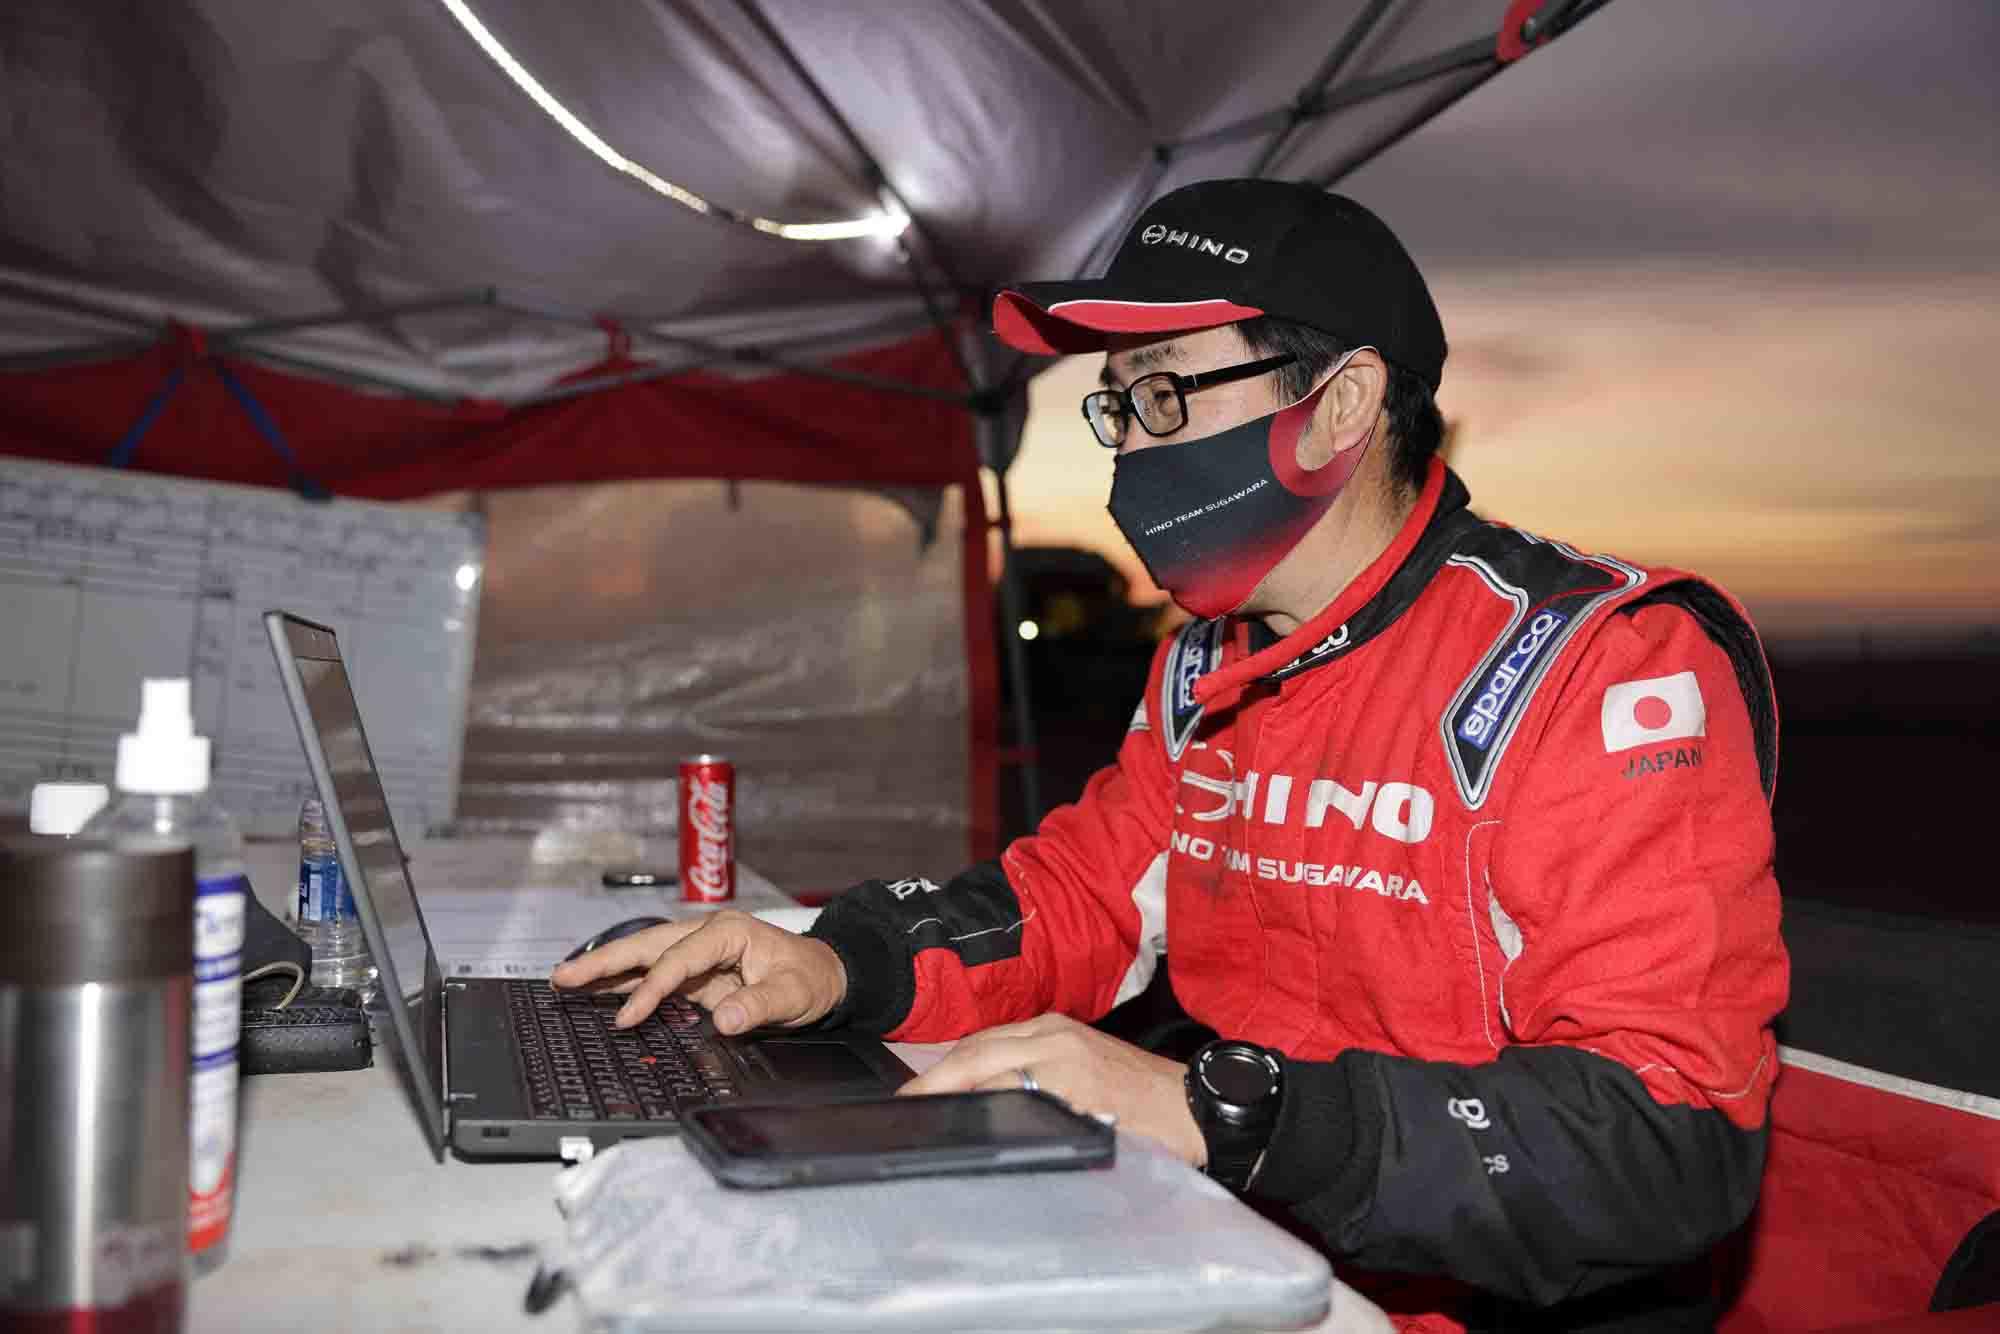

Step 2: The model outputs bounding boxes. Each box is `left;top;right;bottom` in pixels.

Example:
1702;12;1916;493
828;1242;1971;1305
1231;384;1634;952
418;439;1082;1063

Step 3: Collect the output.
1140;224;1249;264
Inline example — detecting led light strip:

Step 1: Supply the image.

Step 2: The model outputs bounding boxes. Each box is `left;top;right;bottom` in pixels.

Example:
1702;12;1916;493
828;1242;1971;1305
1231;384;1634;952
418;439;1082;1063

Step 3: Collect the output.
437;0;910;241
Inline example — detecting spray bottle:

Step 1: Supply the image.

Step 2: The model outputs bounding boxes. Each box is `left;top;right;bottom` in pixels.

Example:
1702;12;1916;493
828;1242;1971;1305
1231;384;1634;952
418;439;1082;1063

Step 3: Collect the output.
83;679;246;1274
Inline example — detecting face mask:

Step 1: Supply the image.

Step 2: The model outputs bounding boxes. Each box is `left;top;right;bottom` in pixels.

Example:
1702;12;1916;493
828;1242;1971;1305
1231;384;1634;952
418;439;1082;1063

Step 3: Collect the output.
1106;347;1376;620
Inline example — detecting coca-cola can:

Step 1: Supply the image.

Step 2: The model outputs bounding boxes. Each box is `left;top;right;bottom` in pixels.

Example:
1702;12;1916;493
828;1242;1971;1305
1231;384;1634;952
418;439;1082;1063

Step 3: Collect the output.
678;755;736;902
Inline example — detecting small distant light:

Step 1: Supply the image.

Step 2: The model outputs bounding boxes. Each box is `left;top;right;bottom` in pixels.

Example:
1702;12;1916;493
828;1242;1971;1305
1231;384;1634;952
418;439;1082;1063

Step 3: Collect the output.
455;563;480;592
1018;620;1040;641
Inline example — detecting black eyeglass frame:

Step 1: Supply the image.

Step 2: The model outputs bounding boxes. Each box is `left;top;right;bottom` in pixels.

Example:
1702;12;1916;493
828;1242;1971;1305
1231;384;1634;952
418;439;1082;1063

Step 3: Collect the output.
1080;353;1299;449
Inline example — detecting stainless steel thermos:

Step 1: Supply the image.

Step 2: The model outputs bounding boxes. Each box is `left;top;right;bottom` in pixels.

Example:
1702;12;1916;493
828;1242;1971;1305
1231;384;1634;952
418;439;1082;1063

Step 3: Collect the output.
1;835;195;1332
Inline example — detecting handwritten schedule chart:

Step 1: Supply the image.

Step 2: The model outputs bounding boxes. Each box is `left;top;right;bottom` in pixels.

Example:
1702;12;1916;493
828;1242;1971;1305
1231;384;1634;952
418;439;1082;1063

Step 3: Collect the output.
0;458;482;837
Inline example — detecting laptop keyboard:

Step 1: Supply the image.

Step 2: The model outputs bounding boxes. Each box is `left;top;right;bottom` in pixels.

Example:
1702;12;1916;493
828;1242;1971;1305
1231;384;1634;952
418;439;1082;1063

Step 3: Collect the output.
506;981;742;1122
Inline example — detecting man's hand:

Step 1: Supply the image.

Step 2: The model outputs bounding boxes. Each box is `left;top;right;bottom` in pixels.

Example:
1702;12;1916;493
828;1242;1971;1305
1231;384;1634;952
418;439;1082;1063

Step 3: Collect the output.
899;1013;1207;1167
548;910;847;1034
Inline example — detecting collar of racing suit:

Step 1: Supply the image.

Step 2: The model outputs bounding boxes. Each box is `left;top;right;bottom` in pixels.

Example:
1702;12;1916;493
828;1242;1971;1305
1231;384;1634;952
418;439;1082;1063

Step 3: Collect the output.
1189;455;1484;706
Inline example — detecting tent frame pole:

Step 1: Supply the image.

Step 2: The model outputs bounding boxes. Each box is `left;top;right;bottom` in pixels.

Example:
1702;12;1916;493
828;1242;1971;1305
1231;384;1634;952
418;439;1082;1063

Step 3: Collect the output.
1247;0;1395;179
0;277;160;334
728;0;980;393
0;337;156;374
213;289;497;345
0;287;500;400
523;344;972;408
0;278;172;373
489;299;977;407
985;451;1043;831
219;346;470;404
1310;65;1506;187
986;0;1615;391
1169;35;1498;156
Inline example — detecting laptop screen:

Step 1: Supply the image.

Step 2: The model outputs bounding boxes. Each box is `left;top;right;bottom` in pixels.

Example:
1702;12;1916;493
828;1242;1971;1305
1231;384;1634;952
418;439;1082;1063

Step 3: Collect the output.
265;612;447;1157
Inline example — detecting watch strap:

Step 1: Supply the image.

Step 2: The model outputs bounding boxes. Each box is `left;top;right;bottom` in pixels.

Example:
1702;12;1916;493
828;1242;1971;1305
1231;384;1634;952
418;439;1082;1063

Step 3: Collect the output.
1186;1041;1284;1192
1204;1133;1267;1192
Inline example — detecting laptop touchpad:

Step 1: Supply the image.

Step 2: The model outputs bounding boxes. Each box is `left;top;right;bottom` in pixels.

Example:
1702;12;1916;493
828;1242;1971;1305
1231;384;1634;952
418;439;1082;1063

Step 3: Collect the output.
752;1039;880;1084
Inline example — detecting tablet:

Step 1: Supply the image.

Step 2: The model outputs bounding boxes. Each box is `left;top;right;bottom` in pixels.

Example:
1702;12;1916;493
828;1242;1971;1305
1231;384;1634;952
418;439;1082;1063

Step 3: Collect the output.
680;1089;1115;1189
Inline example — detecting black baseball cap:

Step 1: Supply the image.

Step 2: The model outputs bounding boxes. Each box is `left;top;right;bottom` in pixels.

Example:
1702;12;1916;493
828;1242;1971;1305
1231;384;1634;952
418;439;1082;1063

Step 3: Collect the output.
992;178;1447;389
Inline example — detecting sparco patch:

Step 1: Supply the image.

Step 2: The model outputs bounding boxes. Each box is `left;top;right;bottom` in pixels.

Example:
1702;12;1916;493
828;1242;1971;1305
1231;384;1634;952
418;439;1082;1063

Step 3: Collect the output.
1439;533;1646;809
1161;617;1227;761
1455;609;1568;752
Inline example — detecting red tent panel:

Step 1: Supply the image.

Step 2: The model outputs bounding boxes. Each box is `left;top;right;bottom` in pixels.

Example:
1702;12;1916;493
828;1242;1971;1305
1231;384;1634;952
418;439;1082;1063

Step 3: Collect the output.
0;324;998;862
0;326;976;495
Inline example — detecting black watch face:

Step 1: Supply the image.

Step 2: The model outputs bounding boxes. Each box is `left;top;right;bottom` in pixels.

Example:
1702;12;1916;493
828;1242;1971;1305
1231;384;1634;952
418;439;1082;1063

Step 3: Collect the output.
1203;1046;1278;1106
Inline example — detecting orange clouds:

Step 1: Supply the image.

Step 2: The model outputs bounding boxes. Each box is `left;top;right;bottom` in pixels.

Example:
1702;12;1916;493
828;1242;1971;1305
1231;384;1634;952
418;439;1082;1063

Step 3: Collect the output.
1004;266;2000;640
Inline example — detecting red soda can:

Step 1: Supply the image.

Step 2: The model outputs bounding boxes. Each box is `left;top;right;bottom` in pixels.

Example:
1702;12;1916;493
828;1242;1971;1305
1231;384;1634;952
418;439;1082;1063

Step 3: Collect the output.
678;755;736;902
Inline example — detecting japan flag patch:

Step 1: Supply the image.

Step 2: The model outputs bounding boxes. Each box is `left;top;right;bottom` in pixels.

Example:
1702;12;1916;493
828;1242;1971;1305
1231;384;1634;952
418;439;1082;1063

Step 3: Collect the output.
1601;671;1706;753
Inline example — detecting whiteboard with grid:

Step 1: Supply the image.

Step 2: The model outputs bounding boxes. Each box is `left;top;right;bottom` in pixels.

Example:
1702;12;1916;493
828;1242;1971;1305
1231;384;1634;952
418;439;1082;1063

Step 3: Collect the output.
0;457;482;838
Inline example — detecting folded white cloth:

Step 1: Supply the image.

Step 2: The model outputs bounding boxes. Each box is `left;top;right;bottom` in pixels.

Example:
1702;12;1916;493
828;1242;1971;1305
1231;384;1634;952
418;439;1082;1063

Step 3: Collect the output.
551;1128;1349;1332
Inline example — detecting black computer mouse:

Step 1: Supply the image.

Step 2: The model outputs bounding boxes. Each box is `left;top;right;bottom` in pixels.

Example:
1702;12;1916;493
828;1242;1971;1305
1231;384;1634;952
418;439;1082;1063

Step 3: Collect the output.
562;915;672;964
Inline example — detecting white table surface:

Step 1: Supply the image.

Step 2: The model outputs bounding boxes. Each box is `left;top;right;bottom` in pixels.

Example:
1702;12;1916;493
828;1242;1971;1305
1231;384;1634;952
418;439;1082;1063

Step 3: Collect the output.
191;839;1389;1334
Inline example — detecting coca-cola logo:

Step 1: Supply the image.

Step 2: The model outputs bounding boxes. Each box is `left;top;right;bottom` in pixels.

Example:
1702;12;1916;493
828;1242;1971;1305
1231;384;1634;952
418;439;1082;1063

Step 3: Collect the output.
686;777;732;896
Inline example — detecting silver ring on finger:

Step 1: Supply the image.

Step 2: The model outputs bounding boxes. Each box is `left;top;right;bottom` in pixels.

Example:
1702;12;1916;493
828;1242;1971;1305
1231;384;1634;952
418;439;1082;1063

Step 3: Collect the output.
1017;1066;1039;1094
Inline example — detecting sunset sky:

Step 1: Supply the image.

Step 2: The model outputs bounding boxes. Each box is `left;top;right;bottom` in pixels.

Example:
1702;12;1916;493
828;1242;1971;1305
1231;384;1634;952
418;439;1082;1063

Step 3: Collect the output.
1000;1;1999;643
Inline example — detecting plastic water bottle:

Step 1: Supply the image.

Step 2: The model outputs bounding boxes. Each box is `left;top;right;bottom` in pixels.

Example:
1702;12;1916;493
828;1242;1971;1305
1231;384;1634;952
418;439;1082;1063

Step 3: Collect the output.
81;679;246;1275
296;795;376;998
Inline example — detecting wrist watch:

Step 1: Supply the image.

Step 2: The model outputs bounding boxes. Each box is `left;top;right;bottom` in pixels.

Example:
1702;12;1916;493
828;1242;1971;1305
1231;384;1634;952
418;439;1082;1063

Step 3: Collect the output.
1185;1039;1285;1192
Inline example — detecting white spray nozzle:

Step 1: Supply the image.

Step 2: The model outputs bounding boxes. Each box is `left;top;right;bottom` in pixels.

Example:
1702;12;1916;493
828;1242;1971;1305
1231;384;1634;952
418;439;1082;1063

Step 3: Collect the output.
139;679;195;737
114;677;212;796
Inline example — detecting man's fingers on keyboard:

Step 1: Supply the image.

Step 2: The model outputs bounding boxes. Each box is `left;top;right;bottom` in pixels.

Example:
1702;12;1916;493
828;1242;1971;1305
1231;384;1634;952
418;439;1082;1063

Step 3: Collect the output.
551;923;686;987
612;915;751;1028
611;962;681;1028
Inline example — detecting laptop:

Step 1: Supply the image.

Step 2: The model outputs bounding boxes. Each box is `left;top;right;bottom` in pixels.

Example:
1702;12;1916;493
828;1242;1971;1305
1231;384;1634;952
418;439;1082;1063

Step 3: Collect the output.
263;611;914;1163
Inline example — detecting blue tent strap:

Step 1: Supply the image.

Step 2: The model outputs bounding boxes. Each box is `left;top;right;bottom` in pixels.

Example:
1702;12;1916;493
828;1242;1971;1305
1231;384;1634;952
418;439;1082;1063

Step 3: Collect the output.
103;358;332;502
213;359;331;502
104;364;187;469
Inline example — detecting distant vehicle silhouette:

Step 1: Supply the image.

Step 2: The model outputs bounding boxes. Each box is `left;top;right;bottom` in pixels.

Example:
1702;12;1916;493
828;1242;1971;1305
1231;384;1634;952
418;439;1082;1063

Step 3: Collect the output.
1003;546;1165;647
995;546;1169;834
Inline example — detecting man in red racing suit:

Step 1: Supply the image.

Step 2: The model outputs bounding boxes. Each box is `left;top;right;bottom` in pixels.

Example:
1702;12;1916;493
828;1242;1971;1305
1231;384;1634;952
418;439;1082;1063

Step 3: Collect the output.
556;180;1789;1332
807;458;1786;1327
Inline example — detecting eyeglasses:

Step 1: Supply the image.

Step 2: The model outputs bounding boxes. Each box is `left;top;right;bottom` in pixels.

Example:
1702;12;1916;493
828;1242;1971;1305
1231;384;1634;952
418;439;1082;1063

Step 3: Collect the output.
1080;353;1297;449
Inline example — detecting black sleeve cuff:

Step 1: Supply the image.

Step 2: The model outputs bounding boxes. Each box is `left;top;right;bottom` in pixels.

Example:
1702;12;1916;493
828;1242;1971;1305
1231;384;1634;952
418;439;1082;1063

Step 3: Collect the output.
1249;1045;1769;1305
804;892;917;1036
1248;1051;1385;1214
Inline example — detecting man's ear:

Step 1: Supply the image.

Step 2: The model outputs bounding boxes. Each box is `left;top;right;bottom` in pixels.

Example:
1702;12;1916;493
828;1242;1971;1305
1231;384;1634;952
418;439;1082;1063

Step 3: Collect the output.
1298;349;1387;472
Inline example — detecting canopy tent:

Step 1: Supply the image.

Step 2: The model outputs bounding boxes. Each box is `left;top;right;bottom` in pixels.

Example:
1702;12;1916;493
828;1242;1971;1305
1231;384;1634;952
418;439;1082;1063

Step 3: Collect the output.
0;0;1614;856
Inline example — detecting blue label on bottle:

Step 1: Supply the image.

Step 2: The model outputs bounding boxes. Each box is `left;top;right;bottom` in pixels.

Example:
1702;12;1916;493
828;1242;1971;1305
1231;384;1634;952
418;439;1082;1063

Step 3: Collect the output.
190;871;246;1253
297;853;354;924
192;873;246;1057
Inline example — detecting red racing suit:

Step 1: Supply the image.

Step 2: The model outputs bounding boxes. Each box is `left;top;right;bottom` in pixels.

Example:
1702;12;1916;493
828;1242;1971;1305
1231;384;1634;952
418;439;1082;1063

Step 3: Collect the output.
809;460;1789;1321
